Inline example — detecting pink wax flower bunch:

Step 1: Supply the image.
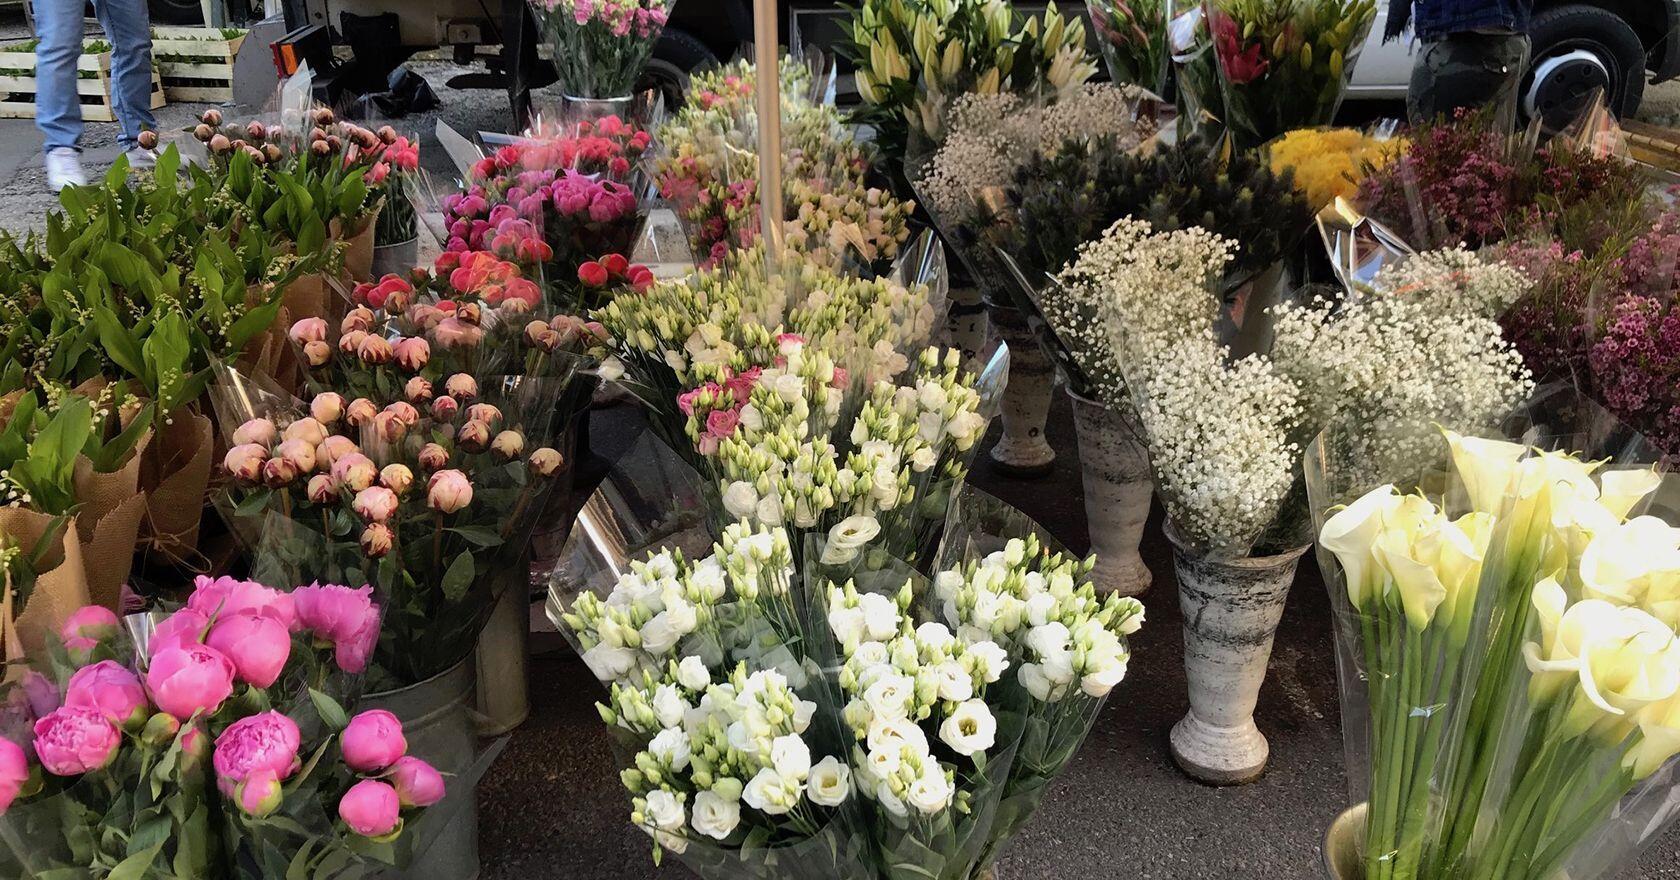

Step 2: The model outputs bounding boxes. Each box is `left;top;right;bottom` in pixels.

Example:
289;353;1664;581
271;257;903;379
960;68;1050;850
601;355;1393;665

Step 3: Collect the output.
0;582;430;876
530;0;672;99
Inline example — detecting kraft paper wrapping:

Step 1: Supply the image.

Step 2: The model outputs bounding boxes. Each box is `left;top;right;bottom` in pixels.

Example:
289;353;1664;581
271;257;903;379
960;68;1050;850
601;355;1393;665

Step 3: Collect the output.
342;217;376;284
72;434;150;612
0;509;89;662
141;412;213;567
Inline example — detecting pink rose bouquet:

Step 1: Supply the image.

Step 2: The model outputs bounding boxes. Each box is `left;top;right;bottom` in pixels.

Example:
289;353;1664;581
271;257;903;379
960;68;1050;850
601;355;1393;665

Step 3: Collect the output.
0;590;440;878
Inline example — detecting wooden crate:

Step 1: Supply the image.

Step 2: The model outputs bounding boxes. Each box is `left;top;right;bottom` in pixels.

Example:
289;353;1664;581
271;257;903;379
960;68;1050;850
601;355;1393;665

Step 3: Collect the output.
0;43;165;122
153;26;246;103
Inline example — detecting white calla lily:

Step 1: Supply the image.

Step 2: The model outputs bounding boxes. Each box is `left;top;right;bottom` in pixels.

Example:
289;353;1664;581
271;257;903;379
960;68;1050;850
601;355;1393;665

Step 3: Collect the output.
1443;429;1526;515
1319;485;1400;611
1600;468;1664;521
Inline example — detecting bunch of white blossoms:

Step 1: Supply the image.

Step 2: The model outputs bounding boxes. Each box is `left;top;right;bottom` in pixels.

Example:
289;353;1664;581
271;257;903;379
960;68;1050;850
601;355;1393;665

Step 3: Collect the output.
1365;246;1530;320
1134;332;1303;558
828;580;1011;819
562;524;796;685
615;660;844;850
933;535;1145;701
784;177;918;268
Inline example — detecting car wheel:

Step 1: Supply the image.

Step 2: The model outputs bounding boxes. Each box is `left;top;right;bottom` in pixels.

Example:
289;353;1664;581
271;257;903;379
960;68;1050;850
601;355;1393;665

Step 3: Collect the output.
637;28;717;109
1523;4;1647;125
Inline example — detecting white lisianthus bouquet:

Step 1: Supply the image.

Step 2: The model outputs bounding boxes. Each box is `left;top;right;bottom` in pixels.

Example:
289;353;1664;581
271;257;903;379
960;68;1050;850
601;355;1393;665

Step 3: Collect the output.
1310;424;1680;880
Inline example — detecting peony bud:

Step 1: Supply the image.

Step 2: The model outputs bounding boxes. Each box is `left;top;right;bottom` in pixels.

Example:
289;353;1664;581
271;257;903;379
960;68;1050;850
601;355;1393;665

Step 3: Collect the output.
288;317;328;345
383;402;420;426
262;456;300;487
140;712;181;748
417;443;449;471
201;108;222;126
145;644;236;721
352;486;399;523
341;307;375;334
491;430;524;460
404;376;433;404
316;435;358;468
528;447;564;476
339;779;402;838
275;439;317;473
464;403;501;426
393;337;430;372
338;330;368;356
311;392;346;424
359;523;394;558
370;411;408;444
232;418;277;447
444;374;477;400
236;769;284;817
379;464;414;495
346;398;378;427
64;660;148;730
430;396;459;421
283;418;328;446
341;710;406;772
223;443;268;483
307;473;337;503
426;470;473;513
388;755;446;807
303;340;332;367
207;612;292;688
357;335;394;366
331;453;379;492
456;420;491;453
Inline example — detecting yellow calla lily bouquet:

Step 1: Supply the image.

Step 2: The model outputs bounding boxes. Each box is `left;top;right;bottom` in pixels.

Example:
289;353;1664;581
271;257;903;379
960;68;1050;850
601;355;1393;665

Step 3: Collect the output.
1311;426;1680;880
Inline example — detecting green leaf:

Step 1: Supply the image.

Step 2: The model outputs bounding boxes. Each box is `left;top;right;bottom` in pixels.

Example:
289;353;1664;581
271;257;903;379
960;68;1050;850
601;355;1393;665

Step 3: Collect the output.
91;297;146;380
440;551;475;603
308;687;349;731
224;298;282;353
106;841;165;880
446;525;502;548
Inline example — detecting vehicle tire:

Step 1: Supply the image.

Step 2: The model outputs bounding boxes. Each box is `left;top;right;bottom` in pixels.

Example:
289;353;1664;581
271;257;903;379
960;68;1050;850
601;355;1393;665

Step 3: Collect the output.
148;0;205;25
638;28;717;108
1524;4;1647;124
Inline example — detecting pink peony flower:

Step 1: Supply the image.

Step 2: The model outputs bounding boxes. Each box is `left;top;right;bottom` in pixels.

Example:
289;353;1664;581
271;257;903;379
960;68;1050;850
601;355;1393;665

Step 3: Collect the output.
308;473;337;504
393;337;431;372
433;317;485;349
316;435;359;468
0;738;25;814
293;583;381;675
288;317;328;345
353;486;400;523
32;705;120;775
380;464;415;495
332;453;379;492
417;443;450;471
214;711;301;792
388;755;446;807
346;398;379;427
444;374;478;400
231;418;278;447
149;608;211;657
236;768;284;817
145;644;236;720
360;523;394;559
311;393;346;425
275;439;317;473
405;376;434;404
283;417;328;446
339;779;402;837
188;576;296;629
341;709;407;772
206;612;293;688
223;443;268;483
64;661;148;730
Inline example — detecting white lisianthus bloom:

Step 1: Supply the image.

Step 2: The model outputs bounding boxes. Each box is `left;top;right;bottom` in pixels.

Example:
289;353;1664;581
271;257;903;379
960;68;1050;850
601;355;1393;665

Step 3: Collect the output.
939;699;997;756
853;641;890;666
653;685;689;729
793;699;816;733
1025;592;1056;627
823;514;883;565
690;790;741;840
596;357;626;382
934;570;965;601
723;481;759;518
639;612;681;655
915;621;955;652
649;727;692;771
644;789;685;831
1019;662;1057;702
863;674;914;721
770;734;812;781
935;661;973;702
876;780;909;818
868;716;928;755
1025;622;1072;662
906;765;952;814
581;644;636;683
807;756;851;807
755;493;785;526
910;446;938;472
742;767;793;815
1081;655;1130;698
858;593;901;641
829;605;866;648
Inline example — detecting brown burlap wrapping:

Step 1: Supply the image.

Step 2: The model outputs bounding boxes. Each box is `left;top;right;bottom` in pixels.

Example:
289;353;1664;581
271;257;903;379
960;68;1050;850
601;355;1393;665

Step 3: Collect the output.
140;412;213;568
72;433;150;611
342;220;376;284
0;509;89;661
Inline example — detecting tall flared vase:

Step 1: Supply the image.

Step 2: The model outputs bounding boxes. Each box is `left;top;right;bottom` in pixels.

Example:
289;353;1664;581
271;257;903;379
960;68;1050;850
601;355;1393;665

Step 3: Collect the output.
987;303;1056;476
1068;392;1153;596
944;285;990;375
1166;524;1308;784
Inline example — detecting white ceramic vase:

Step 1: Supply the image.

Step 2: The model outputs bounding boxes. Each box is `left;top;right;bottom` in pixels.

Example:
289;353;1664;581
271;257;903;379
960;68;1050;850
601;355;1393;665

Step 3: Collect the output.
1068;392;1153;596
944;284;990;374
1166;524;1308;785
986;303;1055;475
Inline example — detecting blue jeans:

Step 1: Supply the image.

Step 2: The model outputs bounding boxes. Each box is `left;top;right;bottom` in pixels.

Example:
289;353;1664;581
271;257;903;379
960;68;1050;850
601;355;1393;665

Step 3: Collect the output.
34;0;157;151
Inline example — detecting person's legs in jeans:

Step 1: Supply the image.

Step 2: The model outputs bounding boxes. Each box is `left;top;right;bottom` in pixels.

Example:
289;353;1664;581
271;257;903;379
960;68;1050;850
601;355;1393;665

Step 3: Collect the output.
33;0;85;153
91;0;156;149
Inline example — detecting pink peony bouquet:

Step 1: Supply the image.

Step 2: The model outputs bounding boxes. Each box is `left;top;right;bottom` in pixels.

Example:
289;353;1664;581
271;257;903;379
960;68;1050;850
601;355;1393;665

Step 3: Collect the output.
0;585;442;877
442;118;655;305
529;0;672;99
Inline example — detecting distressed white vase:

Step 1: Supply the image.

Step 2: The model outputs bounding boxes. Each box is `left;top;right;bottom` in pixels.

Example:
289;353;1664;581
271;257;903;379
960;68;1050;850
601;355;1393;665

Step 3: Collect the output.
1068;392;1153;596
1166;524;1308;785
944;285;990;374
986;303;1055;475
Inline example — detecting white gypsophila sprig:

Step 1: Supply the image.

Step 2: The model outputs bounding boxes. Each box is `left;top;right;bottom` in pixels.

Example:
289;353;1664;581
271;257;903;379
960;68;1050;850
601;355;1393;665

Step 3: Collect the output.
1135;333;1301;558
1367;246;1531;319
1056;218;1235;405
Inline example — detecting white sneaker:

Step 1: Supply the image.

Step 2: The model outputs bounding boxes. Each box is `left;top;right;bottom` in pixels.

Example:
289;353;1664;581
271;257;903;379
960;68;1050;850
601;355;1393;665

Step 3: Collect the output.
45;147;85;192
124;147;157;169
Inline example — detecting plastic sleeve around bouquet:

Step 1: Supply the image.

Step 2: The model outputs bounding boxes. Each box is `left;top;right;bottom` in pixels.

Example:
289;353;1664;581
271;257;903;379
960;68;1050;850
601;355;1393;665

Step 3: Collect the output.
1166;0;1224;142
1088;0;1173;97
1203;0;1377;151
526;0;672;102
